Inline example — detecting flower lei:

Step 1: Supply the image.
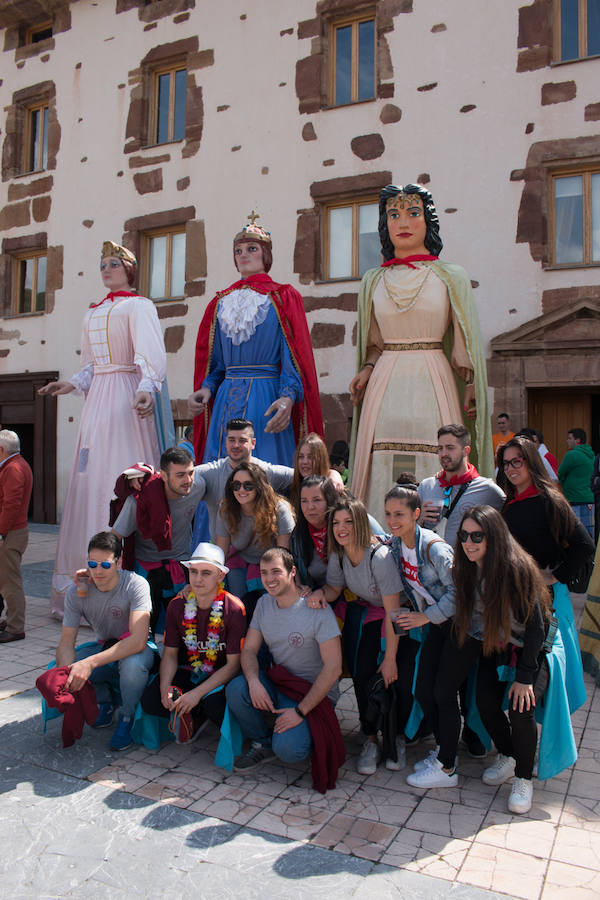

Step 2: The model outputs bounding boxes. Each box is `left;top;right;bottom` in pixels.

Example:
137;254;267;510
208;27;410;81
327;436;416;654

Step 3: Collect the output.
182;590;225;677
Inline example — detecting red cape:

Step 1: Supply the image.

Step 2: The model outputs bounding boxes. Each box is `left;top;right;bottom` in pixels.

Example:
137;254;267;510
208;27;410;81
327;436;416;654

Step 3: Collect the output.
193;272;323;461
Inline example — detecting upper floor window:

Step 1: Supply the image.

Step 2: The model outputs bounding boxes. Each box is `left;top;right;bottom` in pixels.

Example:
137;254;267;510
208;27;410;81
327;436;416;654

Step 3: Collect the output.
552;168;600;265
153;65;187;144
324;198;379;279
143;227;186;299
330;14;375;106
25;103;49;173
26;21;53;45
556;0;600;61
14;253;47;315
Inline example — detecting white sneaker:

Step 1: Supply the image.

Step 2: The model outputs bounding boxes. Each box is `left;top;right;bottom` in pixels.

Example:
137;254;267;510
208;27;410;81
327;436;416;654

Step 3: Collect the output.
482;753;516;786
357;739;381;775
508;777;533;814
385;736;406;771
406;757;458;788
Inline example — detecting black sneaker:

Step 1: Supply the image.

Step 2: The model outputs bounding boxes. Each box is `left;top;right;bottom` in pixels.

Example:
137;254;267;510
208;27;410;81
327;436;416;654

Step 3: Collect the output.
233;741;275;771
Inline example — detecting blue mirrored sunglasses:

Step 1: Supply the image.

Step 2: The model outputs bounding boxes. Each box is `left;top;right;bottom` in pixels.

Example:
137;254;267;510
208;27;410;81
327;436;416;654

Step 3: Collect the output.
87;560;113;569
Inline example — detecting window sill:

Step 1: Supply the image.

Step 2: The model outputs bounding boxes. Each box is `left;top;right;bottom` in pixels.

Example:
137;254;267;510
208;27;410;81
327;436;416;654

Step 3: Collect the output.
543;262;600;271
323;97;376;111
551;52;600;66
315;276;364;284
150;296;186;303
142;140;184;151
4;310;46;319
12;169;47;180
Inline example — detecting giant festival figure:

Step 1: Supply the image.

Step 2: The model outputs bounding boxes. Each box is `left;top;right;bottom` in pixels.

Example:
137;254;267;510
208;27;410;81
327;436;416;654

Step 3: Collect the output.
39;241;173;615
189;213;323;466
349;183;493;522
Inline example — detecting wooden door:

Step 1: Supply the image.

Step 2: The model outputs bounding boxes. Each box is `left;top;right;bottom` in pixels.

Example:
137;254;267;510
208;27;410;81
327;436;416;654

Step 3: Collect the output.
528;389;592;466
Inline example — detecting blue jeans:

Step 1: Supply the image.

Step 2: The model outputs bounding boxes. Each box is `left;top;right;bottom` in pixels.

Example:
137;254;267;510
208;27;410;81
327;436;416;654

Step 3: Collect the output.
225;671;313;763
75;642;155;719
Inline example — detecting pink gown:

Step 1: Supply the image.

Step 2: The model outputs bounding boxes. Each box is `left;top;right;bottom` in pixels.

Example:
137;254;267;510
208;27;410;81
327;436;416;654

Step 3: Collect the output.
50;294;166;615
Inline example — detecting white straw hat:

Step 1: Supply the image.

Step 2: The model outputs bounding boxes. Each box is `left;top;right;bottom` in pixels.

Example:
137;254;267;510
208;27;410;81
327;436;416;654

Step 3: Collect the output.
181;542;229;576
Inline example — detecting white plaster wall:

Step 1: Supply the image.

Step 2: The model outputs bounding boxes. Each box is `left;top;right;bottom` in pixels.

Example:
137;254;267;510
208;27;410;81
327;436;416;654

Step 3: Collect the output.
1;0;599;512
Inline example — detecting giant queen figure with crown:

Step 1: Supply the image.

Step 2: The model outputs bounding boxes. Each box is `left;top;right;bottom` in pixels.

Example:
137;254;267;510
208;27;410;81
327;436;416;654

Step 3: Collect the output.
189;213;323;465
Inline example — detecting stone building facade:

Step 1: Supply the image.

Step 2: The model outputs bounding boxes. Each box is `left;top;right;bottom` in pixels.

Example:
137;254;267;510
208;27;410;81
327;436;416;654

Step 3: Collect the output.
0;0;599;519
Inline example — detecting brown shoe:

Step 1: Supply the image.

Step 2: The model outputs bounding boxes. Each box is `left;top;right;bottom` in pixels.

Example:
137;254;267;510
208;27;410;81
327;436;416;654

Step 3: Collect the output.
0;631;25;643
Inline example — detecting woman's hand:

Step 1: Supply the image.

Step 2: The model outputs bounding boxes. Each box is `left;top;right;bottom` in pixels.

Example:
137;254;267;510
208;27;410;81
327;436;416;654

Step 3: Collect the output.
394;610;429;630
264;396;293;433
349;367;372;406
378;655;398;688
508;681;535;712
307;589;327;609
463;383;476;420
188;387;211;416
38;380;75;397
133;391;154;418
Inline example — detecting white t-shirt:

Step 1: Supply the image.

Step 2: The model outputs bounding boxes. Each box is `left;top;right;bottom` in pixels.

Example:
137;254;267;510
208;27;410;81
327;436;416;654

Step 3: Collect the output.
400;542;436;610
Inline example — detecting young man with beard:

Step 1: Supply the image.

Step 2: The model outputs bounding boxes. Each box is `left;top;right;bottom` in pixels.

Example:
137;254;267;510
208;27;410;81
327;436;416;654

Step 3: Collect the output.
226;547;341;771
141;543;246;743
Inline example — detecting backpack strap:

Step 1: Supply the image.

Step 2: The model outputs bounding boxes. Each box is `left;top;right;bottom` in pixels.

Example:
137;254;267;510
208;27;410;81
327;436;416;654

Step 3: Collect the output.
425;536;446;565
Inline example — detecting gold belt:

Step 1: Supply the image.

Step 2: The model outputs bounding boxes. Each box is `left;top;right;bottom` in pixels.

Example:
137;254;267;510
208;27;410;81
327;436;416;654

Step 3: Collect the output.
383;342;443;351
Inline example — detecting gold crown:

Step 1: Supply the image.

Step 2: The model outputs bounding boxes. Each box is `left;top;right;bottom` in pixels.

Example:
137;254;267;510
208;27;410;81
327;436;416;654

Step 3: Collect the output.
385;193;424;212
233;210;271;245
101;240;137;264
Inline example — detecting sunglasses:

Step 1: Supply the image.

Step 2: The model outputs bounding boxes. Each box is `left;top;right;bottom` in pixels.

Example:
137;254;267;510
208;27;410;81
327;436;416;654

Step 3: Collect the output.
458;530;485;544
87;559;114;569
232;480;255;492
503;457;525;470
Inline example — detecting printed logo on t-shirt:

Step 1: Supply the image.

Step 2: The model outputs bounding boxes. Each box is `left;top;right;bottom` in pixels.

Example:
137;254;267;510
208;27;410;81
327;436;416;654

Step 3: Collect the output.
110;606;123;619
288;632;304;648
401;557;420;586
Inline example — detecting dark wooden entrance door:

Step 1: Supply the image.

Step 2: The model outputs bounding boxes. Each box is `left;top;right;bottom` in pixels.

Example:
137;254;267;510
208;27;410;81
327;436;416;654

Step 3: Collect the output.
0;372;58;523
528;387;600;465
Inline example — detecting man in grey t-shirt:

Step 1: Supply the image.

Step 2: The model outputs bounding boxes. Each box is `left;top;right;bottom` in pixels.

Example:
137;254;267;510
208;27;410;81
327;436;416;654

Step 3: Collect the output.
418;424;505;549
226;547;342;770
113;447;206;633
193;418;293;540
54;531;154;752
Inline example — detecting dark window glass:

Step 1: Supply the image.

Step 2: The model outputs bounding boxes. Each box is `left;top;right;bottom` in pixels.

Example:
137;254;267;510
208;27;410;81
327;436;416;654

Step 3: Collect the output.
561;0;580;59
156;72;170;143
173;69;187;140
42;107;49;169
555;175;583;264
588;0;600;54
31;26;53;43
335;25;352;105
358;19;375;101
36;256;47;312
19;259;33;314
28;108;40;171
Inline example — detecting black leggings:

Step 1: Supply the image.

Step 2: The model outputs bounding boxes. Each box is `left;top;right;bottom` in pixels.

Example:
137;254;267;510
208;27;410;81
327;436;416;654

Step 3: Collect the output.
476;653;538;780
141;669;227;727
415;621;482;768
352;620;417;737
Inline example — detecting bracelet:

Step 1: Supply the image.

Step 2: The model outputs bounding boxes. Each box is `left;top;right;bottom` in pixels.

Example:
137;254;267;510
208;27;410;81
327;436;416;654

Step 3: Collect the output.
294;705;306;719
363;362;375;370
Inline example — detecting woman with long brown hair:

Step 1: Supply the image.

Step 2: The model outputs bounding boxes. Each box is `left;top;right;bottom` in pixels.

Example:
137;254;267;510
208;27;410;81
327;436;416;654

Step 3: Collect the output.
216;461;294;598
289;475;339;590
497;436;593;712
289;433;344;509
452;506;553;814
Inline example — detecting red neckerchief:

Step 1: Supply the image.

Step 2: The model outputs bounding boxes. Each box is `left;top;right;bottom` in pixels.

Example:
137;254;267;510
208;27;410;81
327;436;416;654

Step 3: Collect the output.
308;523;327;561
90;290;136;309
506;484;539;506
381;255;439;270
437;462;479;487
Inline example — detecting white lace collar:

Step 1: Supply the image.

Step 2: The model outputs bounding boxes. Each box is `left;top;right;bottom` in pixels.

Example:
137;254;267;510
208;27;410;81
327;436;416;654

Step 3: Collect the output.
217;287;272;345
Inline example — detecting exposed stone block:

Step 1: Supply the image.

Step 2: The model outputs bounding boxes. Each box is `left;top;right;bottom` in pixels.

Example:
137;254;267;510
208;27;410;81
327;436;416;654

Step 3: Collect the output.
310;323;345;348
302;122;317;141
585;102;600;121
177;176;190;191
380;104;401;124
0;200;30;229
32;196;51;222
417;82;438;92
133;168;163;194
541;81;576;105
186;219;207;279
350;133;385;160
7;176;53;201
164;325;185;352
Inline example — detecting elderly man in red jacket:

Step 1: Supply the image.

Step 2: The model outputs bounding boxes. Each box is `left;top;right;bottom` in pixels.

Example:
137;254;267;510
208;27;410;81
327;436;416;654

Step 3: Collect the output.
0;430;33;643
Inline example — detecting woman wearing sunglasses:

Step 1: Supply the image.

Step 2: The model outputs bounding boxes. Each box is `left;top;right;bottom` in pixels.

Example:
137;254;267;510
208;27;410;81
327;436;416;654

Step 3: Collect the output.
216;462;294;599
497;436;592;713
452;506;553;814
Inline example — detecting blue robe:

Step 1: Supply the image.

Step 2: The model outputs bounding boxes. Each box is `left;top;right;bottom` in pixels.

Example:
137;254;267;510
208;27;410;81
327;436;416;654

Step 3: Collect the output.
201;303;303;465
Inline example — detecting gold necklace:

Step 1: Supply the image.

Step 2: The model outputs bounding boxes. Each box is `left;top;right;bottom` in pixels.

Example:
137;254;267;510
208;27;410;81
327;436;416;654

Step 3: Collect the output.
381;265;431;313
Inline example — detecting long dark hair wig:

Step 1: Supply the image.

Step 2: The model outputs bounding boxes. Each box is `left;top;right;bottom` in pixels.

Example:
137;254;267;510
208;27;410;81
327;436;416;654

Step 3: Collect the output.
452;505;551;655
496;436;576;545
378;183;443;260
293;475;339;565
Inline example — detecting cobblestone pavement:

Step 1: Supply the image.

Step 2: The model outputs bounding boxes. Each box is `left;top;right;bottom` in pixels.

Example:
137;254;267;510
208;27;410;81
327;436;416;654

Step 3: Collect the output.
1;524;598;899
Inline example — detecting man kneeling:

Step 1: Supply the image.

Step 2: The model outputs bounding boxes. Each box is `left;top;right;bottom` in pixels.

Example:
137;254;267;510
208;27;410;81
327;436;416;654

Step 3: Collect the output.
226;547;342;771
141;543;246;743
56;532;155;751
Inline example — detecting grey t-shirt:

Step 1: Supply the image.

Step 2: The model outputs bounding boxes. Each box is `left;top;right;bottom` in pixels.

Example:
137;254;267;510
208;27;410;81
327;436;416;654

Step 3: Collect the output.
251;592;341;703
113;480;205;562
418;475;505;549
215;500;295;563
326;543;402;606
63;570;151;641
193;455;293;539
